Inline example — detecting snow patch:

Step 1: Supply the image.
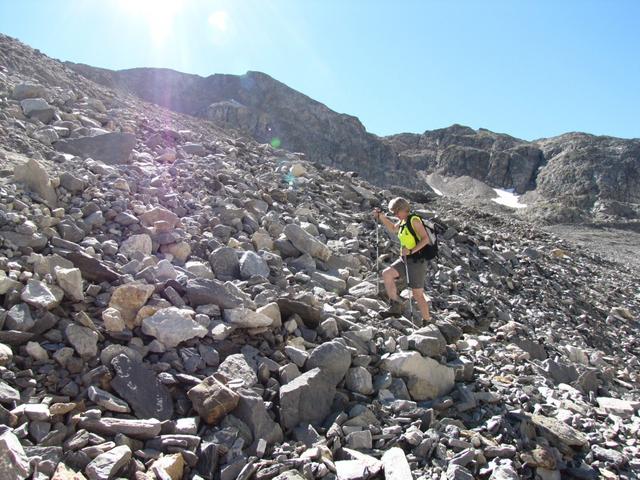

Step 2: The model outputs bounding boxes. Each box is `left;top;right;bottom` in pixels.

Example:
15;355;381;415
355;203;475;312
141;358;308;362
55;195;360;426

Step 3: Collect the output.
492;188;527;209
431;186;443;196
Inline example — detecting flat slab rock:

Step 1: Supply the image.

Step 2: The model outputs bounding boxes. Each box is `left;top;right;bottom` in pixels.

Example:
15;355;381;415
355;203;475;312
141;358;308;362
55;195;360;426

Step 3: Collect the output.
78;417;162;440
110;354;174;420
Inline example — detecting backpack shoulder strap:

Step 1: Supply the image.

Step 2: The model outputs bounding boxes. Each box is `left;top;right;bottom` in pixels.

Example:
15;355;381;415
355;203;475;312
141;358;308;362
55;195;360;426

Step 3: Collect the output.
403;213;418;241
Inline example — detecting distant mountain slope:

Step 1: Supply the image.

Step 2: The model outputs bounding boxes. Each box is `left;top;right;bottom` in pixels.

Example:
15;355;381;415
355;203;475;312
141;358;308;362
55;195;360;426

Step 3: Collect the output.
62;58;640;225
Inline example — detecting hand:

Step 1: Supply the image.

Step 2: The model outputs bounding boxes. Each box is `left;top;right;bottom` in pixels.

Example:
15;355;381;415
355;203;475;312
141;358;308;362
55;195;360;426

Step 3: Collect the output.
372;208;382;220
401;247;411;257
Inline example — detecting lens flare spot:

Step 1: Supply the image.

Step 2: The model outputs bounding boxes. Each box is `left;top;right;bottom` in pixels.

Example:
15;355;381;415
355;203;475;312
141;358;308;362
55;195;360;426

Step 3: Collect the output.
270;137;282;149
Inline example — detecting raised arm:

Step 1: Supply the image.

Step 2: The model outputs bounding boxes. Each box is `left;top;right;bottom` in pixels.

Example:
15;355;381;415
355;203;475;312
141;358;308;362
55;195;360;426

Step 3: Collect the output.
373;208;399;234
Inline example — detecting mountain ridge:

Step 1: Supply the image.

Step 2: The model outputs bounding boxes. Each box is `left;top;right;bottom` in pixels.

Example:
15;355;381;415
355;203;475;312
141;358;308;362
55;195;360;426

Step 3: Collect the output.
63;60;640;226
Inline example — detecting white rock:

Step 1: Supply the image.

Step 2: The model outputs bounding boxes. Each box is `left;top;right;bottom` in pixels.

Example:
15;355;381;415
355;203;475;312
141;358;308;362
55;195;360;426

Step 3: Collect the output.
381;351;455;401
381;447;412;480
290;163;306;177
185;261;215;280
223;307;274;328
0;271;21;295
102;308;125;333
13;158;57;207
256;302;282;328
54;266;84;302
25;341;48;362
120;234;152;257
142;308;207;348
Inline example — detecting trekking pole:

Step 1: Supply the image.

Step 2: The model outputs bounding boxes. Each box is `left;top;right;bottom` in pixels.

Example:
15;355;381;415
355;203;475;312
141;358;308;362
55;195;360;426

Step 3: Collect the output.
375;214;380;296
403;254;413;319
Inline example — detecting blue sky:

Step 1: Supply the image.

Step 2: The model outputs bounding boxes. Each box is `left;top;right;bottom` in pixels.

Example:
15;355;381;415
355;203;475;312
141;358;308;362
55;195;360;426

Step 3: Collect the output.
1;0;638;140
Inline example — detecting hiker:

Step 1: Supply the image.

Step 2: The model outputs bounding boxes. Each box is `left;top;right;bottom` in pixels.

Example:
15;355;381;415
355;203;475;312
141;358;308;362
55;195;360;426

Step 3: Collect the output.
373;197;434;323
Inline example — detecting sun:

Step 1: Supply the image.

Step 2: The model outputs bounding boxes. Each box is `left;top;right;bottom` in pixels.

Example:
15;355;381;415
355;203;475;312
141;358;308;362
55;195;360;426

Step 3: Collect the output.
116;0;185;45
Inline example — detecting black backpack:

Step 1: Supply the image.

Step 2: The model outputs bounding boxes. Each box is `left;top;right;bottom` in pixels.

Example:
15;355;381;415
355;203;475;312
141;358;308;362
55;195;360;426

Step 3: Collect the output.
402;213;444;261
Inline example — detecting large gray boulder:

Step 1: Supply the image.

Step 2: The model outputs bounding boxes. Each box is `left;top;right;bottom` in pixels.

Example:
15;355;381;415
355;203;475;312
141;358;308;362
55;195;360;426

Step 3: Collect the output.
185;278;243;309
208;247;240;281
306;339;351;385
283;224;332;261
234;388;284;452
20;98;54;123
279;368;335;430
55;132;136;164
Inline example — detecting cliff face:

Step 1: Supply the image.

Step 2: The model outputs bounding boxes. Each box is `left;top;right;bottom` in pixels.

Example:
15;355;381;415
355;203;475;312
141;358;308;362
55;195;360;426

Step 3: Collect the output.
64;62;640;224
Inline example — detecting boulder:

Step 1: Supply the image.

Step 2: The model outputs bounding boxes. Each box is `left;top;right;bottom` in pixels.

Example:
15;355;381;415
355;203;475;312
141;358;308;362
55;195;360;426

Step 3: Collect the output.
185;278;243;309
21;280;64;309
208;247;240;281
382;351;455;401
87;386;130;413
108;283;155;328
141;307;207;348
11;82;47;100
239;251;269;279
13;158;57;207
381;447;412;480
596;397;639;418
59;172;86;193
120;234;152;258
85;445;131;480
140;206;179;228
78;417;161;440
0;427;30;480
407;324;447;358
279;368;335;430
233;388;284;452
306;339;351;385
55;132;136;164
217;353;258;387
110;354;174;420
6;304;34;332
187;376;239;424
283;224;332;261
65;324;99;358
54;267;84;302
345;367;374;395
223;307;273;328
20;98;54;123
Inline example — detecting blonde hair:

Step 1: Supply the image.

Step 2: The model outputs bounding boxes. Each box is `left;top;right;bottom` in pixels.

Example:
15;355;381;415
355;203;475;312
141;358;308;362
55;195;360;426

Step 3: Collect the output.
388;197;410;214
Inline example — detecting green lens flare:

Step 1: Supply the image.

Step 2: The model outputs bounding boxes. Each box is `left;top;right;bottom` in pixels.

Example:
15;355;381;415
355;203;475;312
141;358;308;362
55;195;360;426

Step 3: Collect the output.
270;138;281;149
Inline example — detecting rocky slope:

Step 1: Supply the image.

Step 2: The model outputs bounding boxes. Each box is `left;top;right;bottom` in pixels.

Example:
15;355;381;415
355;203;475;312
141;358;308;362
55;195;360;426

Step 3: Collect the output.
0;32;639;480
65;61;640;226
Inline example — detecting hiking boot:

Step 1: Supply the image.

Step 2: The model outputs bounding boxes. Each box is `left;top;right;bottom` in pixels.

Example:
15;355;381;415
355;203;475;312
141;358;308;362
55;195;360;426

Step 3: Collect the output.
379;298;406;318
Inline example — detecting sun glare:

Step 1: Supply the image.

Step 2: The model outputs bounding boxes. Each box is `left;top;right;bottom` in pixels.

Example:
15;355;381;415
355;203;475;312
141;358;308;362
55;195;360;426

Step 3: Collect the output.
208;10;229;32
116;0;185;44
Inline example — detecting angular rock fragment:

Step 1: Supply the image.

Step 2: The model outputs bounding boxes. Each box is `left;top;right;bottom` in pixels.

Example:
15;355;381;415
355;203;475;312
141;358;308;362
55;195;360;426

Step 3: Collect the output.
110;354;173;420
279;368;335;430
55;132;136;164
187;376;239;425
141;307;207;348
85;445;131;480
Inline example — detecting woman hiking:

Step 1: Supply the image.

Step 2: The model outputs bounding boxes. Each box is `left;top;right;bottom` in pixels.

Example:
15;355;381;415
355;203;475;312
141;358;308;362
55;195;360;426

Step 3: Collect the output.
373;197;434;324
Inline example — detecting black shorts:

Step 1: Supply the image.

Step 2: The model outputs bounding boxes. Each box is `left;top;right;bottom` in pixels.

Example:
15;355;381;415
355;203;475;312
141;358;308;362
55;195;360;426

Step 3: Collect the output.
390;257;428;289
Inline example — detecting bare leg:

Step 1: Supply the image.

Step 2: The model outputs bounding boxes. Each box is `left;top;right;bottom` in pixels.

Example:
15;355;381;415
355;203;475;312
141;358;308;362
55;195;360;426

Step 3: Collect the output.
382;266;401;302
412;288;431;322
